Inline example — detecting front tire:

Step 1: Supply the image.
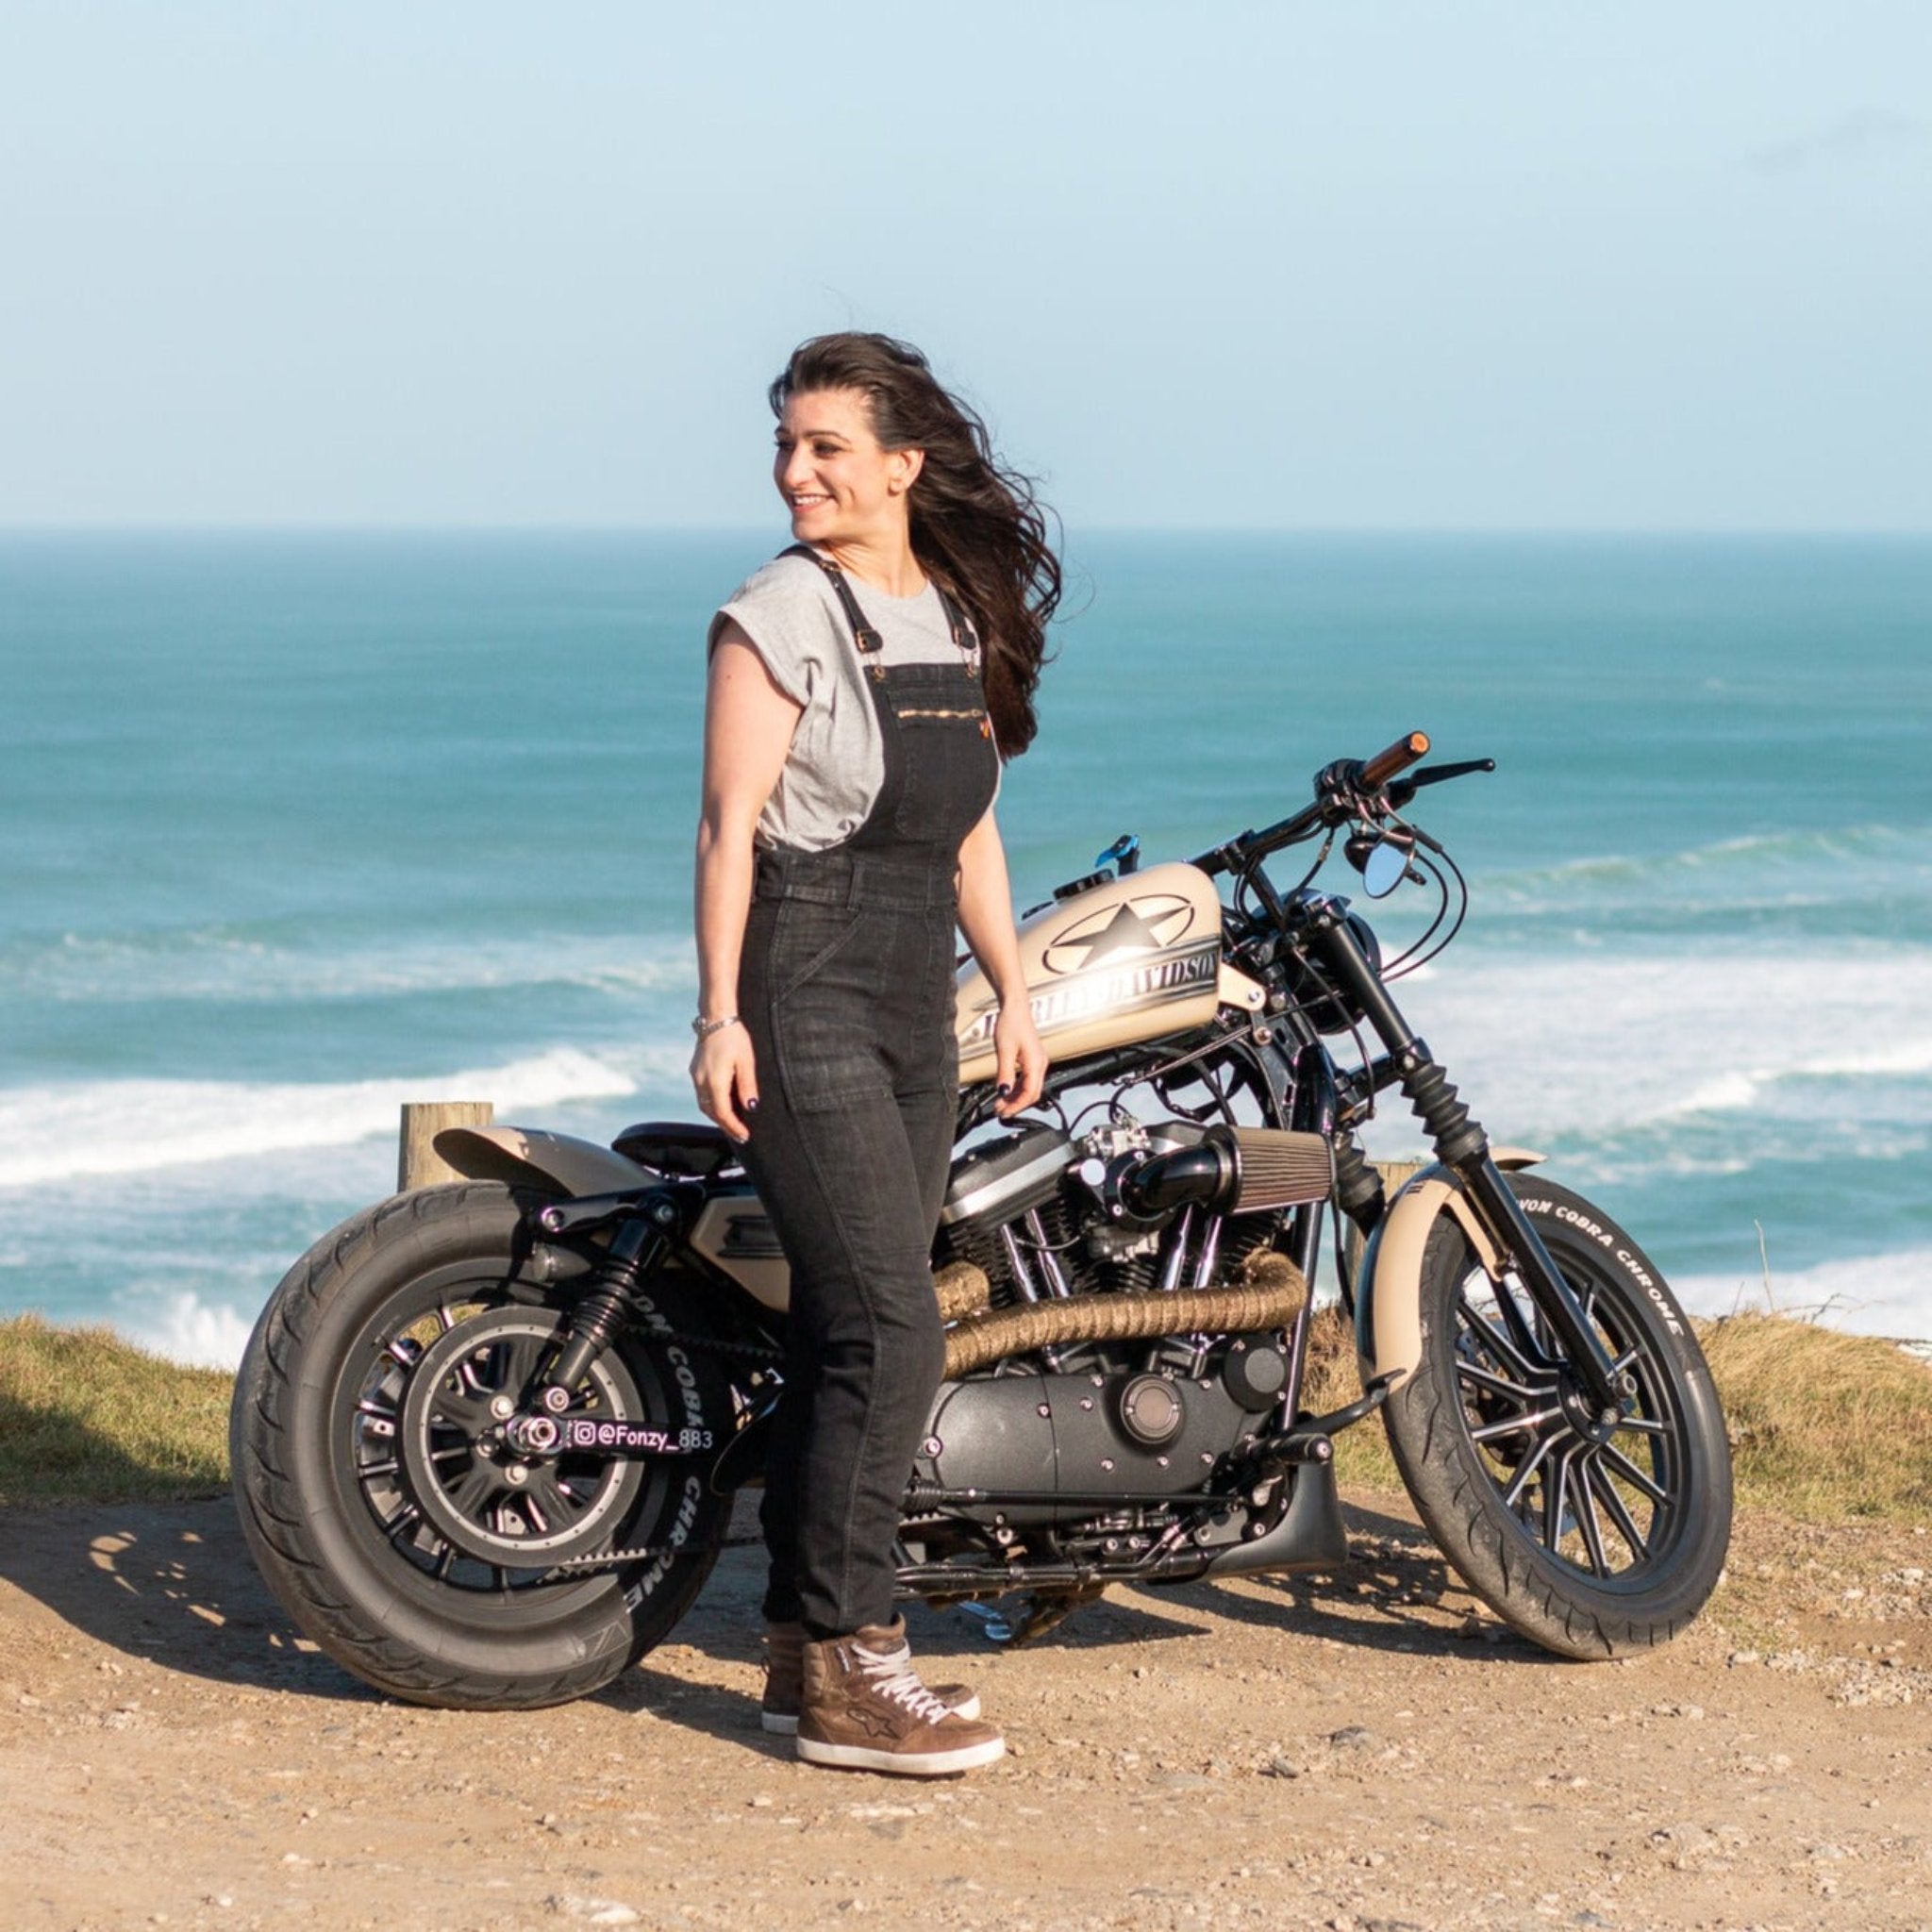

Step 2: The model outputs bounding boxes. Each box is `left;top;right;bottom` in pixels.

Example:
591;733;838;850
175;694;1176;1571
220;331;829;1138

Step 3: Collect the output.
230;1182;735;1709
1381;1175;1732;1658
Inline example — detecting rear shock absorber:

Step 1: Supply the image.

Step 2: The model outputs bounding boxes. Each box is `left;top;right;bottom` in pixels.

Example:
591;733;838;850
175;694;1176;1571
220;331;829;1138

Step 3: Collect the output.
536;1196;684;1408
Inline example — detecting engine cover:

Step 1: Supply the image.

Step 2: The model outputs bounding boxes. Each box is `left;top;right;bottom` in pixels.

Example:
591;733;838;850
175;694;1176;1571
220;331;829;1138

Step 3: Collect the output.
939;1124;1073;1242
915;1367;1255;1525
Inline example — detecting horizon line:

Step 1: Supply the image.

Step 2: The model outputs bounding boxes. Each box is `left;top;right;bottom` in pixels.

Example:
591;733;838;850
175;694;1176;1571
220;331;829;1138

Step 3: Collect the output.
2;521;1929;541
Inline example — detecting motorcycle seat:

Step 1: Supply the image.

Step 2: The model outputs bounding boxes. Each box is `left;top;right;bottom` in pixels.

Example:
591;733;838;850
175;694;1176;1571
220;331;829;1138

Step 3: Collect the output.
612;1120;741;1180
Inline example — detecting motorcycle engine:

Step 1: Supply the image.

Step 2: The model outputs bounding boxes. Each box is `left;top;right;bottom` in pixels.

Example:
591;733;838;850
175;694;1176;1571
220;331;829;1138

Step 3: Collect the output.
923;1115;1290;1525
935;1115;1277;1305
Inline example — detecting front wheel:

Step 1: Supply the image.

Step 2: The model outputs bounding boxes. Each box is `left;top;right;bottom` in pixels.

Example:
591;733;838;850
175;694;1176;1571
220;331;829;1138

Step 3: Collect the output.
1381;1175;1732;1658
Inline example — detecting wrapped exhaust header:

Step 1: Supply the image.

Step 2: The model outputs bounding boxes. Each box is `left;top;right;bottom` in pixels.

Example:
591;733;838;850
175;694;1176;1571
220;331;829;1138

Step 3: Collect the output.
939;1250;1307;1380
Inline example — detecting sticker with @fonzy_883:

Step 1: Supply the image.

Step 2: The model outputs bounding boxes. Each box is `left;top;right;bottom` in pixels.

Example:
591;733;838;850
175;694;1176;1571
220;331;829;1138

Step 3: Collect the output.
563;1420;714;1456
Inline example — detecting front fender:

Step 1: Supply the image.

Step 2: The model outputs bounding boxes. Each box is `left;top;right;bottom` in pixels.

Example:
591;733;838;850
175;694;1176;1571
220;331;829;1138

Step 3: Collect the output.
1354;1148;1544;1391
433;1124;655;1198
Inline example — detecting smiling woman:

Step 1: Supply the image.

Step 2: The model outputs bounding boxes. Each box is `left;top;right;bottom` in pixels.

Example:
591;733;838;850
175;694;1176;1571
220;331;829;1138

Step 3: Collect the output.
688;332;1061;1776
774;390;919;574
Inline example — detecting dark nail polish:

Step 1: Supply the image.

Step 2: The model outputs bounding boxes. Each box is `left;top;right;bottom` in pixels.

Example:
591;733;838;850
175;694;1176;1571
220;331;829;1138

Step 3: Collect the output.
745;1096;761;1113
996;1082;1013;1098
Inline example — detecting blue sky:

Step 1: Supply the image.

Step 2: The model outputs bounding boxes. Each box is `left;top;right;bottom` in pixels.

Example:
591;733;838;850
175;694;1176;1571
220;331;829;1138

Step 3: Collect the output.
1;2;1925;529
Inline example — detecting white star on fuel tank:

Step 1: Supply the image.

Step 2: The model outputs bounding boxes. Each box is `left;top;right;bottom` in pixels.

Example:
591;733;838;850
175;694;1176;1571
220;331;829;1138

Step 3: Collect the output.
1051;901;1190;973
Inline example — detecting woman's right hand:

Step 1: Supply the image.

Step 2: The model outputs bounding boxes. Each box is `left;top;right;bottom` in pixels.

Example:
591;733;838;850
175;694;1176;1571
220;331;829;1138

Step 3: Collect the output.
690;1024;760;1142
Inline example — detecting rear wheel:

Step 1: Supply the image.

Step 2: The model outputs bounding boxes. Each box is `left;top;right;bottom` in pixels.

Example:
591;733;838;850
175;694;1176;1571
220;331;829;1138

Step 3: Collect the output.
230;1182;735;1709
1381;1176;1732;1657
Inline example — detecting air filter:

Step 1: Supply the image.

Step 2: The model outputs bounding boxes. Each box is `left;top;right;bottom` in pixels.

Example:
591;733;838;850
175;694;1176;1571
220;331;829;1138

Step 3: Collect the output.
1227;1128;1332;1212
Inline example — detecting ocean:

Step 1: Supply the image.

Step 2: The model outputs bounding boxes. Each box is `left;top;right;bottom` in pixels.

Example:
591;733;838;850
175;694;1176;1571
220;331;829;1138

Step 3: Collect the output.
4;530;1929;1365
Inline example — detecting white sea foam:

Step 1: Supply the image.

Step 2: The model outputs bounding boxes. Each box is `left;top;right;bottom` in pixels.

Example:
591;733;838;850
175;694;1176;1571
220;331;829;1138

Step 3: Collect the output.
1799;1040;1932;1079
1406;942;1932;1148
0;1046;658;1189
125;1289;258;1371
1675;1245;1932;1343
1669;1071;1766;1117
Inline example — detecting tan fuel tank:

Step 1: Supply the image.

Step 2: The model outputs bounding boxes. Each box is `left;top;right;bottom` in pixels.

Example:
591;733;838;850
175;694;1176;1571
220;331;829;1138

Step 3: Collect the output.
956;859;1265;1084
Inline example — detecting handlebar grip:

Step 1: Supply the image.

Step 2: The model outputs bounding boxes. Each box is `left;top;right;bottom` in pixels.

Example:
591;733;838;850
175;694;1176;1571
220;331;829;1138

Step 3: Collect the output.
1359;730;1431;791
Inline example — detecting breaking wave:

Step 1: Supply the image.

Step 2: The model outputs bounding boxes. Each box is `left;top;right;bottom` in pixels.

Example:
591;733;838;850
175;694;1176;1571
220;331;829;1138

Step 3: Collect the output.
0;1046;654;1189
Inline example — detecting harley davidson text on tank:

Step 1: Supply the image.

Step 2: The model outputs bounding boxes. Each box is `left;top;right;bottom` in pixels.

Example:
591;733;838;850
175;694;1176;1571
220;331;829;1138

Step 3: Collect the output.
231;733;1734;1708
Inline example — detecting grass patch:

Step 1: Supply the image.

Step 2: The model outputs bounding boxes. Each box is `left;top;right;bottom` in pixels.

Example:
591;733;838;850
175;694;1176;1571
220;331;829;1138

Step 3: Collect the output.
1302;1306;1403;1490
1301;1301;1932;1525
1702;1313;1932;1523
3;1306;1927;1523
0;1314;232;1508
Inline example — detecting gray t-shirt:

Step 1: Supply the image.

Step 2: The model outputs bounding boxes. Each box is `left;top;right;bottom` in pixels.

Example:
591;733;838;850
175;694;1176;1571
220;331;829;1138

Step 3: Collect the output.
708;550;997;852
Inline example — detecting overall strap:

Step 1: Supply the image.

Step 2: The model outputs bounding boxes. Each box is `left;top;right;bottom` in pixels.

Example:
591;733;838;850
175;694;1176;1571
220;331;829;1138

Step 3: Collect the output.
930;581;979;662
781;542;886;679
780;543;981;676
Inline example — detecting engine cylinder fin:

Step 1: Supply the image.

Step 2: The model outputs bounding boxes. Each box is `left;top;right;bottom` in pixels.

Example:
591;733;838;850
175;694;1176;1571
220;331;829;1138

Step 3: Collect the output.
1229;1127;1332;1212
941;1260;1306;1379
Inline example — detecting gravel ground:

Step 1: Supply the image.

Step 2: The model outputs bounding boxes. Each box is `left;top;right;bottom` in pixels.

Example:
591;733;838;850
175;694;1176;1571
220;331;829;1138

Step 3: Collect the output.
2;1489;1928;1932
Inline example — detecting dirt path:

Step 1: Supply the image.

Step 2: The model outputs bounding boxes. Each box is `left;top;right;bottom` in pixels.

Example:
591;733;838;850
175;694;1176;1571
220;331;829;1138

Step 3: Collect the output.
2;1489;1928;1932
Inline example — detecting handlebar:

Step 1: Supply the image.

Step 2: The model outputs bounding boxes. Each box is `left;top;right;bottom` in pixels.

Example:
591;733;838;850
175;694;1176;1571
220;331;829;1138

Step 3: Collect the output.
1192;728;1436;877
1359;730;1431;791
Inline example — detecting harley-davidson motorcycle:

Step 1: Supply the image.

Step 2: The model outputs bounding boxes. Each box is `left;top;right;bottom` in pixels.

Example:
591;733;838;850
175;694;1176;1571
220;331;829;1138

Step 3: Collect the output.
230;732;1733;1709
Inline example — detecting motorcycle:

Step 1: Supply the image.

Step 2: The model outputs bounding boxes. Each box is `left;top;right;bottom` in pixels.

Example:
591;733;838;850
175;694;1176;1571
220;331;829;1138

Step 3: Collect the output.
230;731;1733;1709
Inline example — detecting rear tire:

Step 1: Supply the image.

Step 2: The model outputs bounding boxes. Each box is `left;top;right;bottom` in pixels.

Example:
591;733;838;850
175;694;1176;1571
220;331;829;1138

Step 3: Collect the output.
230;1182;734;1709
1381;1176;1732;1658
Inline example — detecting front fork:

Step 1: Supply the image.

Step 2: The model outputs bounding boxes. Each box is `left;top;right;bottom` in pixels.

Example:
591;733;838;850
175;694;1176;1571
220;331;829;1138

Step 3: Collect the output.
1307;903;1627;1415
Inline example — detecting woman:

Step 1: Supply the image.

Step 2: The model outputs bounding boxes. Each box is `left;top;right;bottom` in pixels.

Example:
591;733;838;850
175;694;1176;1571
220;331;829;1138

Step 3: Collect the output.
691;333;1057;1776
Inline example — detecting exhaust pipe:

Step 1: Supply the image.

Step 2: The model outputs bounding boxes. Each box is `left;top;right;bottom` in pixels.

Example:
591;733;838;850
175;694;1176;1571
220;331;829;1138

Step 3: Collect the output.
1119;1126;1331;1220
941;1253;1306;1379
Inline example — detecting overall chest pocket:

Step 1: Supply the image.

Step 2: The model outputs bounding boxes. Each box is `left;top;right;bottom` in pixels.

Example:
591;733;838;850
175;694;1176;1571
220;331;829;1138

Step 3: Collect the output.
881;672;999;841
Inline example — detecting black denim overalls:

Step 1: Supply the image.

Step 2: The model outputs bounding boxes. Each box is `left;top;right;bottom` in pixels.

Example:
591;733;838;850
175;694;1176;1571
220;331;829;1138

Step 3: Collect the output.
738;547;1000;1639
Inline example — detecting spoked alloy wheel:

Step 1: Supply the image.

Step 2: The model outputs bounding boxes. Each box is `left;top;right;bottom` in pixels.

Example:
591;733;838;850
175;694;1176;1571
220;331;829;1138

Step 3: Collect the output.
1382;1175;1732;1657
232;1182;734;1708
352;1299;660;1586
389;1307;647;1568
1455;1263;1687;1579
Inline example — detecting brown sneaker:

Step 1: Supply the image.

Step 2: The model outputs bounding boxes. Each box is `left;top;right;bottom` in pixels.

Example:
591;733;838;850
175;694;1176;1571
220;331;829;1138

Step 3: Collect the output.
795;1619;1005;1774
761;1620;981;1736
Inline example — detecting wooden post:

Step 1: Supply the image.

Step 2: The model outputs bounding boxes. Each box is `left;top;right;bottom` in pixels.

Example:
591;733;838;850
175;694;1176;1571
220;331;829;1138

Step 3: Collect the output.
1341;1158;1427;1289
1374;1157;1426;1201
397;1101;494;1192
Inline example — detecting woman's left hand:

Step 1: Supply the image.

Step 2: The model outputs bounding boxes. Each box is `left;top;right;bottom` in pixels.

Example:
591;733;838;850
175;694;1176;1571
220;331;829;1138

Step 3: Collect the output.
991;1002;1047;1119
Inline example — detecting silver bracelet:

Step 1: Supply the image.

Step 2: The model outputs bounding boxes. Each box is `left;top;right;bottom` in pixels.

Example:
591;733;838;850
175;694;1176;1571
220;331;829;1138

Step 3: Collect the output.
691;1013;742;1041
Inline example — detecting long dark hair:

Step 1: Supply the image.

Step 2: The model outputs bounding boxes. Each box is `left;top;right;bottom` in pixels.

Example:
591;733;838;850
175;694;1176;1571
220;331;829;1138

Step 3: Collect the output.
770;332;1060;757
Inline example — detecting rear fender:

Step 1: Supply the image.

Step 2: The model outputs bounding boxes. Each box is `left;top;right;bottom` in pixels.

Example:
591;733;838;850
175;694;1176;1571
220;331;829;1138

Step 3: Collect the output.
1354;1148;1545;1391
433;1124;655;1198
438;1125;797;1333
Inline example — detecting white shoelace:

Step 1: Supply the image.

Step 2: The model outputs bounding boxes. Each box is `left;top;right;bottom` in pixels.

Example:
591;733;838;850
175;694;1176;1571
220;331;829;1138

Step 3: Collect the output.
856;1640;952;1724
